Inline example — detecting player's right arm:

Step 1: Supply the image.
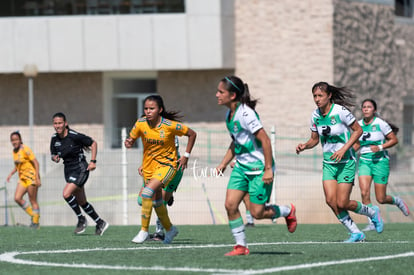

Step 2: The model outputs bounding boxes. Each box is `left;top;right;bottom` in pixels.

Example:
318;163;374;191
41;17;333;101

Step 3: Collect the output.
296;131;319;154
125;120;141;148
216;142;235;174
6;167;17;182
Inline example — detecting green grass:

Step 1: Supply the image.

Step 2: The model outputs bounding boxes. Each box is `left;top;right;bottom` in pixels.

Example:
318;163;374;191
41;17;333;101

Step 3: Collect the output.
1;223;413;274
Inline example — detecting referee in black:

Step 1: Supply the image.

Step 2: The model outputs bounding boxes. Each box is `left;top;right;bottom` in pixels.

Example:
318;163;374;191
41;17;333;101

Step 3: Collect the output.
50;112;108;235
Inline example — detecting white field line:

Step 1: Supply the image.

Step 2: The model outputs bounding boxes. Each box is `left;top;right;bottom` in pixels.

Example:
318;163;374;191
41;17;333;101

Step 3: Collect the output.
0;242;412;274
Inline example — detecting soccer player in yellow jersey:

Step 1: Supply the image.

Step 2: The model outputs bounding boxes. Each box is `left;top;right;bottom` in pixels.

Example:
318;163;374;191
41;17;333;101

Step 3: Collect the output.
125;95;196;244
6;131;41;228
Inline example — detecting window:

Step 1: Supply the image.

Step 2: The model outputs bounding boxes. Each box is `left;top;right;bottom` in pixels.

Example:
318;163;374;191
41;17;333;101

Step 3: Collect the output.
396;0;413;17
403;98;414;145
0;0;185;17
111;79;156;148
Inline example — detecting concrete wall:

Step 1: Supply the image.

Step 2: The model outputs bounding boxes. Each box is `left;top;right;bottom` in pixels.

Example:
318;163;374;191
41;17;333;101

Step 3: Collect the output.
0;0;234;73
233;0;334;135
0;72;102;125
333;0;414;129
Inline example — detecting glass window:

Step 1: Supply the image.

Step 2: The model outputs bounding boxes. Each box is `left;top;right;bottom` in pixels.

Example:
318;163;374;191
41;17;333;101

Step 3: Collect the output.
0;0;185;17
396;0;413;17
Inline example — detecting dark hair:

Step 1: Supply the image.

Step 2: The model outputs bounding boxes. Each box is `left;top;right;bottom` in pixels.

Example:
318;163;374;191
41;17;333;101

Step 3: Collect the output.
52;112;91;151
143;95;182;122
312;82;355;110
361;98;399;134
221;76;258;110
10;131;22;143
52;112;69;129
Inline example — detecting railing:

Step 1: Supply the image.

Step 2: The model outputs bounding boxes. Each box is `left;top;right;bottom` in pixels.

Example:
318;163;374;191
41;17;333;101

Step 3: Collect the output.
1;126;413;227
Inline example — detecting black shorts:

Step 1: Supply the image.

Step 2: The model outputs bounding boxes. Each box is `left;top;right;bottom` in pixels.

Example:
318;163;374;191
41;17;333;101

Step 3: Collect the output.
64;161;89;187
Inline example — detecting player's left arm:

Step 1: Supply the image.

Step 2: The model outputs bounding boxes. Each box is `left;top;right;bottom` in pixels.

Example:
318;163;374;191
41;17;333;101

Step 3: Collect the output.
372;131;398;153
30;157;41;187
178;127;197;170
254;128;273;185
331;120;362;162
87;140;97;171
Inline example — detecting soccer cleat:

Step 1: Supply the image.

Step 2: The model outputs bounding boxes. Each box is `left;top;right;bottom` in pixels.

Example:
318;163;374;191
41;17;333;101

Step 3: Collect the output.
395;197;410;216
95;220;109;236
224;245;250;256
362;222;376;232
343;232;366;243
285;204;297;233
131;230;149;243
371;205;384;233
167;195;174;206
74;216;87;234
30;222;40;229
163;225;178;244
150;231;165;241
245;223;255;228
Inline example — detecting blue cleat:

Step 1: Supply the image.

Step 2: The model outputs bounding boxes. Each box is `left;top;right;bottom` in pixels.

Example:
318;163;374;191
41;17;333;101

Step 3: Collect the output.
371;205;384;233
344;232;365;243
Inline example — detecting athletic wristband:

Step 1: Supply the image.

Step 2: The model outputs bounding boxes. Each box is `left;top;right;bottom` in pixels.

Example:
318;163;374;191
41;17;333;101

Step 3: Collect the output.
378;145;383;151
184;152;190;158
90;159;97;163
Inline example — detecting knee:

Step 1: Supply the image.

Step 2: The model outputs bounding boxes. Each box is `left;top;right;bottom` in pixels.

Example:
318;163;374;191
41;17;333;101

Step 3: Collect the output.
325;198;336;209
225;201;238;215
376;196;386;204
250;209;264;219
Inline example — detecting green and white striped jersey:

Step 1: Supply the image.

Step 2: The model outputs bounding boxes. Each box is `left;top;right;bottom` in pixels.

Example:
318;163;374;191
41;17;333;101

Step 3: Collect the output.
226;103;267;175
310;104;356;164
358;117;392;160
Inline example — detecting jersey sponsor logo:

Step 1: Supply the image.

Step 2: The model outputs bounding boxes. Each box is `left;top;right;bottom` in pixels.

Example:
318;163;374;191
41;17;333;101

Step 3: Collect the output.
321;125;331;136
362;132;371;141
144;137;165;145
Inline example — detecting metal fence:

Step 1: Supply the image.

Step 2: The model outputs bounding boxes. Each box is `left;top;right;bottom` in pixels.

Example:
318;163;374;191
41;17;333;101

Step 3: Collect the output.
1;125;413;227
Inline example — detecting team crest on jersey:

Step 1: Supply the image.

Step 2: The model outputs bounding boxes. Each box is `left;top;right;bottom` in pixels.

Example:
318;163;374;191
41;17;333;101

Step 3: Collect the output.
233;122;240;133
55;141;61;147
143;131;147;136
330;116;337;125
160;130;165;138
372;125;377;131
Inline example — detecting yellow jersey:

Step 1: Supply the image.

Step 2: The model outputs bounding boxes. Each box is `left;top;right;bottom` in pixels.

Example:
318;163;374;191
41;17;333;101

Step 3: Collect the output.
12;144;36;181
129;116;189;173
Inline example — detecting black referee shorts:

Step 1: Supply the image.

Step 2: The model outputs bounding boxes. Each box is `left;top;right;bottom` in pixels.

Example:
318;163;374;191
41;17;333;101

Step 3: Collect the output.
64;161;90;187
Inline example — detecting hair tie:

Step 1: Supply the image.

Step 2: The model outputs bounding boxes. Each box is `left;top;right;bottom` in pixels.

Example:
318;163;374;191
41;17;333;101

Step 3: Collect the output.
225;77;242;92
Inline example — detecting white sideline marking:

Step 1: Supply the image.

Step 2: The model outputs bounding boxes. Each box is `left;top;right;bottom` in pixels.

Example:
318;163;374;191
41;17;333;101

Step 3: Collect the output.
0;242;412;274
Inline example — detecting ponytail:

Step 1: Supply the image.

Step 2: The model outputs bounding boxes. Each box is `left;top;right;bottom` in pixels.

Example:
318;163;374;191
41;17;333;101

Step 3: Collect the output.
312;82;355;110
222;76;258;110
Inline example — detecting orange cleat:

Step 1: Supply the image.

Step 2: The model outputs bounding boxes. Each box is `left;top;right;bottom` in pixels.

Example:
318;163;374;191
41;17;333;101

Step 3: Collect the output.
285;204;297;233
224;245;250;256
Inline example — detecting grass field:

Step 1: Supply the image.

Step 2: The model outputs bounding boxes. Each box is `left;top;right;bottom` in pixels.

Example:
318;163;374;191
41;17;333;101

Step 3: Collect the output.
0;223;413;274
